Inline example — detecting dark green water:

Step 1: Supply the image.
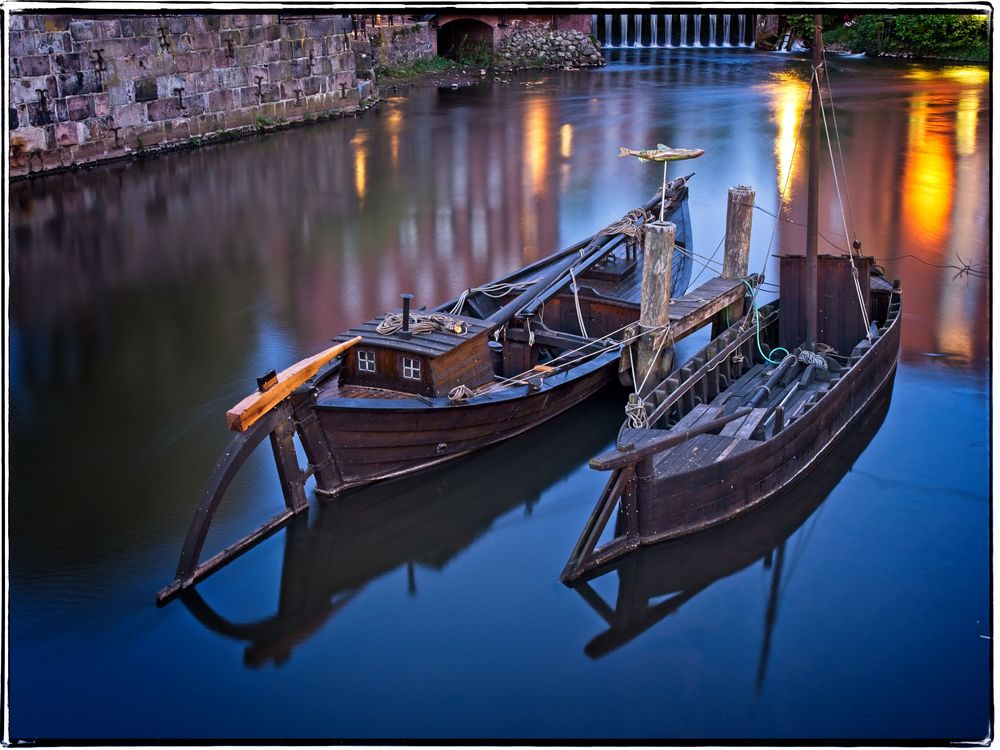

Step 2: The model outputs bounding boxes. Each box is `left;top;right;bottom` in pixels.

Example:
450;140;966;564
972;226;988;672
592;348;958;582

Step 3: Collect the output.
8;48;990;741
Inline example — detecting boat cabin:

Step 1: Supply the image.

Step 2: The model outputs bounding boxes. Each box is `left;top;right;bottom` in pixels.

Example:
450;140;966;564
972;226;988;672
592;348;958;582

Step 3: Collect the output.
333;314;496;398
777;253;877;354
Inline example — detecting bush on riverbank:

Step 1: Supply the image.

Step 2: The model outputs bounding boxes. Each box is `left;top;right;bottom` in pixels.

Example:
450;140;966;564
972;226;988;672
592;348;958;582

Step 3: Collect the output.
786;13;989;62
848;14;989;61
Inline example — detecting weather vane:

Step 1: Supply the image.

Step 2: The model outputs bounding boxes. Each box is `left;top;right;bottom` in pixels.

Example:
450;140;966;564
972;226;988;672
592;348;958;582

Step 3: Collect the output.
618;144;705;221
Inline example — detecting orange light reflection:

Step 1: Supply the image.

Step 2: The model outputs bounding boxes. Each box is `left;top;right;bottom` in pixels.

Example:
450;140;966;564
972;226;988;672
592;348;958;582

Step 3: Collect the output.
524;96;550;195
385;109;403;171
351;132;368;203
901;93;953;246
955;90;979;157
761;71;809;203
560;123;573;159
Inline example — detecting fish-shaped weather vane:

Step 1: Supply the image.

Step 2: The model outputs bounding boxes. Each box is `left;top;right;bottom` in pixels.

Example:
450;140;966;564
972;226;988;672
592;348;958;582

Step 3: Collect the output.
618;143;705;221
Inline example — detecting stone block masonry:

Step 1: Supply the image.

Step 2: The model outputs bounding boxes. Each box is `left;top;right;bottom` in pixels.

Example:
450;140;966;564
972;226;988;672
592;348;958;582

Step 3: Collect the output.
368;22;435;68
8;13;378;177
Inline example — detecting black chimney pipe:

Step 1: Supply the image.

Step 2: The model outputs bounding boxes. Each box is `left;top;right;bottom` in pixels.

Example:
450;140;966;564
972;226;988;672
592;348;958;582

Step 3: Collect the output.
400;293;414;338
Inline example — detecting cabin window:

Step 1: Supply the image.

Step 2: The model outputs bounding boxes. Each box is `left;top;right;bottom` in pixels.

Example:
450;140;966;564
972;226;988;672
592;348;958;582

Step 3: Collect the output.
357;350;377;373
402;356;421;380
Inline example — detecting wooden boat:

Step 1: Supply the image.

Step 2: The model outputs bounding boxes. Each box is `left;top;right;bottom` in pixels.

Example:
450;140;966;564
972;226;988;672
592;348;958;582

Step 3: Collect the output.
569;379;894;660
160;169;755;602
306;179;695;495
178;392;627;666
561;17;902;582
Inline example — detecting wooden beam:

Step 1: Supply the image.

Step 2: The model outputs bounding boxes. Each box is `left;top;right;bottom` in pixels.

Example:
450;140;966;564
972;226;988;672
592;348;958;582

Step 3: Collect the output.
637;221;675;396
590;407;752;471
668;275;756;340
226;336;362;432
723;185;755;279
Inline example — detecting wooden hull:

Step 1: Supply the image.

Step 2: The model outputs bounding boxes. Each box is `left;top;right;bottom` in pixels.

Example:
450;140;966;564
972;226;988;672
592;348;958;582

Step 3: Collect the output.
313;351;619;495
563;283;901;582
571;380;893;658
181;398;625;665
638;317;899;543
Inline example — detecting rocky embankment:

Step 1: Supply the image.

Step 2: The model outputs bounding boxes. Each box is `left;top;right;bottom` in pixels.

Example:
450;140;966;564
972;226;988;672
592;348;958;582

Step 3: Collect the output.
495;27;604;71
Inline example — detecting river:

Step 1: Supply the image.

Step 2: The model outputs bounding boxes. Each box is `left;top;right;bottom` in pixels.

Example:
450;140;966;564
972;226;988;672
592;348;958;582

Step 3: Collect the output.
7;47;990;741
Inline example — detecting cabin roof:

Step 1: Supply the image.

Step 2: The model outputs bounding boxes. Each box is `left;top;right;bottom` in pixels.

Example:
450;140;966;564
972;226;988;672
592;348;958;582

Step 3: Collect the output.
333;313;492;358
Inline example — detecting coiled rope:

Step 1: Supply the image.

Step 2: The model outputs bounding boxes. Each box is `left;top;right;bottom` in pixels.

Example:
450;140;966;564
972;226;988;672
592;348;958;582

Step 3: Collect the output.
624;321;675;429
599;207;651;246
376;312;467;336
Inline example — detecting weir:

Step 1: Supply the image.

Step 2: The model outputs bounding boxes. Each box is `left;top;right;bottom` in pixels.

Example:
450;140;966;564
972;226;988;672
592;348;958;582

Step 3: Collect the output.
596;12;757;48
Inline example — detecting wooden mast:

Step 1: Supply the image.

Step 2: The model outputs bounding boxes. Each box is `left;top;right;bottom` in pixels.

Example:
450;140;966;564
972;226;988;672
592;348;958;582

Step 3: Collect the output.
805;14;823;349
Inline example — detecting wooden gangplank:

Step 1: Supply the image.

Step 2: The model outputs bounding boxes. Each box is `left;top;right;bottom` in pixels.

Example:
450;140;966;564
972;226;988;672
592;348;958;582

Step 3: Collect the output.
667;274;755;343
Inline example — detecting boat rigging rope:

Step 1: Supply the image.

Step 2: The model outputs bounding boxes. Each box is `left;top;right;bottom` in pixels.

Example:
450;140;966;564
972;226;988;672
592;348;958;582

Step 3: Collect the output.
598;207;652;247
438;201;679;405
813;64;872;341
797;348;829;370
820;46;859;244
447;318;671;403
569;265;589;339
376;311;467;336
679;233;726;289
448;384;477;402
751;206;988;279
625;321;675;429
447;278;542;316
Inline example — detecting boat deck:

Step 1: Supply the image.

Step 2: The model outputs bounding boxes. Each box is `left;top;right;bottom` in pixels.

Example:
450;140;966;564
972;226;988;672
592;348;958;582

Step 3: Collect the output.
326;383;416;400
575;272;749;336
649;357;841;474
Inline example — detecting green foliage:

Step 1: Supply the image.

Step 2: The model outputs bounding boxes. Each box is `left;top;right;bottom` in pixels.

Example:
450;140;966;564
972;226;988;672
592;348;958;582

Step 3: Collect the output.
255;115;276;129
452;37;493;68
785;14;843;42
785;14;814;39
375;55;457;79
840;13;988;60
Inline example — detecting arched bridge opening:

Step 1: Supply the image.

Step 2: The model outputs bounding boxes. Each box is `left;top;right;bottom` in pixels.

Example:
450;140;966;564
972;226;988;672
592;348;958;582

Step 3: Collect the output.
437;19;494;60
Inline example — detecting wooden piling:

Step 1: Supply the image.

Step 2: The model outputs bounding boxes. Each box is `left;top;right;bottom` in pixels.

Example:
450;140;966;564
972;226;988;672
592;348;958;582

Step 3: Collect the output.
723;185;755;279
637;221;675;396
714;185;755;336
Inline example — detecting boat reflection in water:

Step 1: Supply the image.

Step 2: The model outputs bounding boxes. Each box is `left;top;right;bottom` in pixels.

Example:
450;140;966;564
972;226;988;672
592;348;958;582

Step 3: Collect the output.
567;376;895;669
179;389;626;667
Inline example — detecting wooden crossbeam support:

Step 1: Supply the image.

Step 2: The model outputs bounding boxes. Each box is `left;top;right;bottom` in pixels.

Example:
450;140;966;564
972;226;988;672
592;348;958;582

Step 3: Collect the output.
227;337;361;432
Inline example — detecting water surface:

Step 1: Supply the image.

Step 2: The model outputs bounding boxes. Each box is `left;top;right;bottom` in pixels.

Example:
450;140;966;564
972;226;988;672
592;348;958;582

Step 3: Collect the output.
8;47;990;741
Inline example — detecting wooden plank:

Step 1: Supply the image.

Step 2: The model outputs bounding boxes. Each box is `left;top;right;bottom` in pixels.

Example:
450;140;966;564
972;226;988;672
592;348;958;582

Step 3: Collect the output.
713;435;750;462
157;506;296;603
590;407;751;471
716;363;767;406
720;407;768;439
666;276;750;343
226;336;362;432
672;403;722;430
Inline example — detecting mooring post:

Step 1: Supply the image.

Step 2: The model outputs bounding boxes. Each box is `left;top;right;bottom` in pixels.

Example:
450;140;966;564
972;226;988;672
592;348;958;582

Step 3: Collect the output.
636;221;675;398
714;184;756;337
723;185;754;278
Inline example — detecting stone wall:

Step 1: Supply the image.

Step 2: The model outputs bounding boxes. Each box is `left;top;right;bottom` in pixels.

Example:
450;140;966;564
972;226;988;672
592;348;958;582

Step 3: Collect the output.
435;14;594;51
369;22;435;69
8;13;376;177
495;27;604;71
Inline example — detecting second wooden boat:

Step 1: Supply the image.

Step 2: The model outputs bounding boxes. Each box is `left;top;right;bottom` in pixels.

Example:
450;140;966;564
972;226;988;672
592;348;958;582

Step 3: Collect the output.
561;16;901;581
